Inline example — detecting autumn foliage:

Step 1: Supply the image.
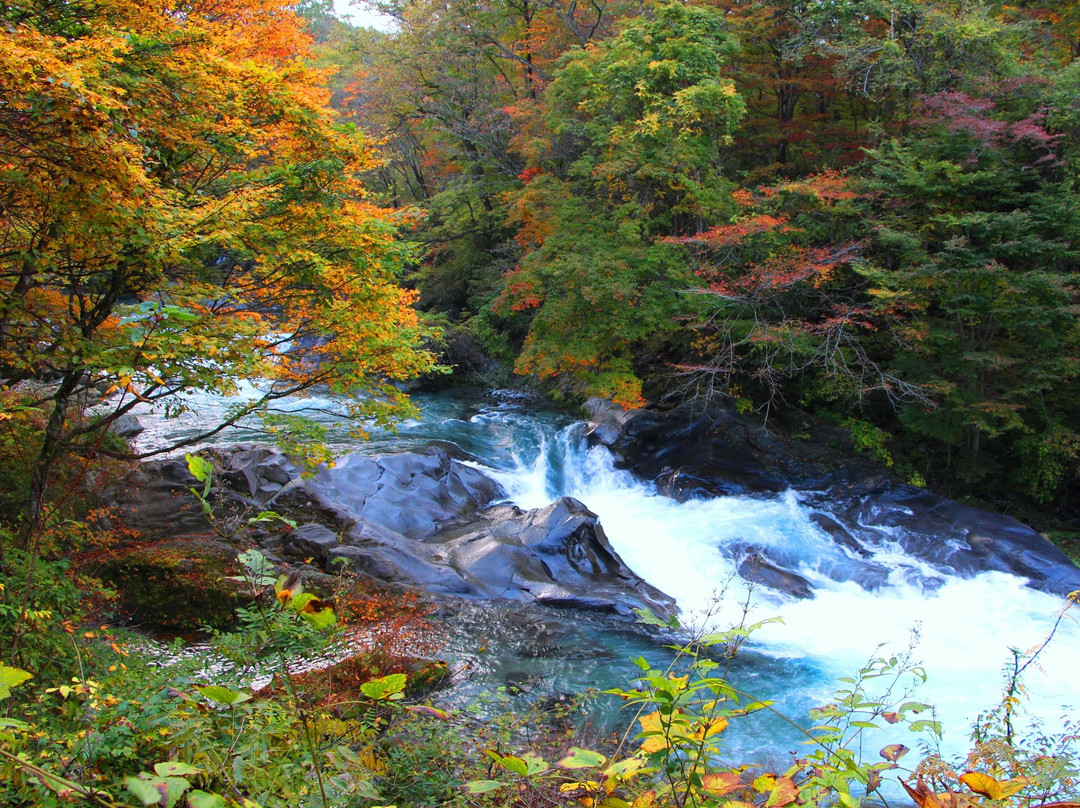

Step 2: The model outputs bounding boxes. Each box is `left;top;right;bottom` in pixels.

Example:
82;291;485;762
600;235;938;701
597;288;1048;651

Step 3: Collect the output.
1;0;437;541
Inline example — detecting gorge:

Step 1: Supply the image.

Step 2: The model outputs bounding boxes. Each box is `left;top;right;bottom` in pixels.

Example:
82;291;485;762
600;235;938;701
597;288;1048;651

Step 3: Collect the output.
126;387;1080;771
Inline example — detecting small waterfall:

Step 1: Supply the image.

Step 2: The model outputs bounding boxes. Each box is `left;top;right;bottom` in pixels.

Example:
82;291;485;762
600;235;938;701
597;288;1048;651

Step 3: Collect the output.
134;390;1078;767
485;419;1080;763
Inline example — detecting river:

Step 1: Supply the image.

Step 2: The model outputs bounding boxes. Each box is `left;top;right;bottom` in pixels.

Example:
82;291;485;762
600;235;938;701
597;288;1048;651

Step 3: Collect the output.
133;385;1080;776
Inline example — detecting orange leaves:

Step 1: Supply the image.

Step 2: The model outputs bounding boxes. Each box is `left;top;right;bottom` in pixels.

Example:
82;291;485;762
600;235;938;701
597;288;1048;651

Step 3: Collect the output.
751;773;798;808
2;0;436;444
958;772;1031;802
784;171;858;203
702;772;742;796
668;215;795;250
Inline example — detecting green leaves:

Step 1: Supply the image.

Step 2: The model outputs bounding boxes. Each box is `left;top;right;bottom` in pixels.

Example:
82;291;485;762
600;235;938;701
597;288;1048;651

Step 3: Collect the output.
463;779;505;794
186;793;229;808
0;664;32;699
198;686;252;706
360;673;407;701
634;607;680;630
125;763;205;808
558;748;607;769
186;454;213;502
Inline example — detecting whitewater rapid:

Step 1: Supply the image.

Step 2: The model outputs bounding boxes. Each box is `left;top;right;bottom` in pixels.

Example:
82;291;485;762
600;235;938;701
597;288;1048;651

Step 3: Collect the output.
132;389;1078;766
485;418;1079;763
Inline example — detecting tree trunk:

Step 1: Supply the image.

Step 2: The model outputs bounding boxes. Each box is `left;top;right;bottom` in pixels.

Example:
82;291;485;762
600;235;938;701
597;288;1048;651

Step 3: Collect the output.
16;370;81;550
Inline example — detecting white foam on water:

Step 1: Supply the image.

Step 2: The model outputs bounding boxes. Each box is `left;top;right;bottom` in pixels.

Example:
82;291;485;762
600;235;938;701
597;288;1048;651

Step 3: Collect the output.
490;432;1080;763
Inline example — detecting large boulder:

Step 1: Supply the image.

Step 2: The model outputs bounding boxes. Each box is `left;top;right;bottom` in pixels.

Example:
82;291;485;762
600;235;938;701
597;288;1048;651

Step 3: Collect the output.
430;498;676;617
108;413;144;439
818;484;1080;596
303;449;506;538
200;447;679;619
293;495;676;621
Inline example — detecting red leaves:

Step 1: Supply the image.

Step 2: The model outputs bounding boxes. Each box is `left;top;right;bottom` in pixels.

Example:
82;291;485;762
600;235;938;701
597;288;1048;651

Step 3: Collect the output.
667;214;794;249
518;166;544;184
694;244;856;302
916;92;1061;162
493;267;543;312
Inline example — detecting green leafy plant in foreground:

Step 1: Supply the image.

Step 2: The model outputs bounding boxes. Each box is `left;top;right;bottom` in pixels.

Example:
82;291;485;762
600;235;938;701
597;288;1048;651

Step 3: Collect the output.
466;602;938;808
467;595;1080;808
0;454;411;808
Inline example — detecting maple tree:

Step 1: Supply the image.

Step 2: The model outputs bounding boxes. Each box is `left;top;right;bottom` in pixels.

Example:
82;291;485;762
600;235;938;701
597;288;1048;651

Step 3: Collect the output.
666;172;927;416
0;0;437;545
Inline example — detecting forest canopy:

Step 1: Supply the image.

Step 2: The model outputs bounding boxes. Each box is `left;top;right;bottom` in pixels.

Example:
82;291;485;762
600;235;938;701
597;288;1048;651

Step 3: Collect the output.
347;0;1080;514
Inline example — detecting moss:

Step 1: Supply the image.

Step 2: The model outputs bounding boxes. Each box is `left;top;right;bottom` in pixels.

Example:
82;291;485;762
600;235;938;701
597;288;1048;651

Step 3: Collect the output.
1045;531;1080;566
98;538;247;632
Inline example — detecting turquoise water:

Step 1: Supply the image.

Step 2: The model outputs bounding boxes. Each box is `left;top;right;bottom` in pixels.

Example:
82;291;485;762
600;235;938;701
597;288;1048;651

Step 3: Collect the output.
134;387;1080;779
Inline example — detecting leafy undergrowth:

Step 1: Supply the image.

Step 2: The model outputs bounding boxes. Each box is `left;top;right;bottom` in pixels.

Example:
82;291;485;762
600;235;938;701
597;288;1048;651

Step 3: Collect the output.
2;460;1078;808
1044;533;1080;566
3;565;1078;808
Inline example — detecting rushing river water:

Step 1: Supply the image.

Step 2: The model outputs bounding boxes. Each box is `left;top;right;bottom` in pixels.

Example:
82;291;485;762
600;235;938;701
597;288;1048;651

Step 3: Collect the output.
135;386;1079;774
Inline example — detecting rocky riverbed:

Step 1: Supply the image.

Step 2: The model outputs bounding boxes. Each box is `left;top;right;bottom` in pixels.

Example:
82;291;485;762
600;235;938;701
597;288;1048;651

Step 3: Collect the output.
98;394;1080;635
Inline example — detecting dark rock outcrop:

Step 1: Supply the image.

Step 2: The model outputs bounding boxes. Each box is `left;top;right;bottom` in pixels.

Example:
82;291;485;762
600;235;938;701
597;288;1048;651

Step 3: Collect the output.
822;484;1080;596
586;397;1080;599
97;538;245;631
109;445;676;622
586;399;826;497
296;485;677;620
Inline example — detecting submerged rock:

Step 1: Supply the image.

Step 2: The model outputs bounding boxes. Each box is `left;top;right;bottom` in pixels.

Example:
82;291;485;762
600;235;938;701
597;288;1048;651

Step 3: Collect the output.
736;551;815;600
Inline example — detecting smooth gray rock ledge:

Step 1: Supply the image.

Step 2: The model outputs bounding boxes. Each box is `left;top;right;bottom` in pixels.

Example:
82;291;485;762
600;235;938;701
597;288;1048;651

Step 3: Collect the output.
277;448;677;621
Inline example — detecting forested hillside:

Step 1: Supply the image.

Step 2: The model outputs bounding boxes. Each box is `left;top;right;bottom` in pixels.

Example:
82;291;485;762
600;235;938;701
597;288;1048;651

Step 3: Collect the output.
320;0;1080;520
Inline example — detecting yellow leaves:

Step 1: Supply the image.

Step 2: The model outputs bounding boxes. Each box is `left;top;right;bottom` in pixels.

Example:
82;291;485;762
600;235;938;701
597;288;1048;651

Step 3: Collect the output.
637;711;668;754
3;0;436;451
958;772;1030;801
697;717;729;740
637;710;729;754
561;781;602;793
753;774;798;808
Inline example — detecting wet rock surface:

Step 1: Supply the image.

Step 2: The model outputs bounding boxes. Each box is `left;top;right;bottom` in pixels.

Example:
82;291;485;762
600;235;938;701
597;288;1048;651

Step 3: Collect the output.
304;449;505;539
109;446;676;622
587;397;1080;599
